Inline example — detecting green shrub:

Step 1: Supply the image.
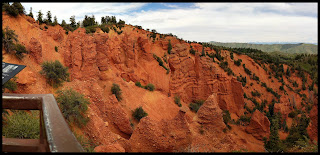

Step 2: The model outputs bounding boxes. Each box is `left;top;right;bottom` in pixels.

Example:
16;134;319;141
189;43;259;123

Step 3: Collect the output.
251;90;261;97
243;64;252;75
2;78;17;92
252;73;260;81
2;110;39;139
135;81;142;88
288;110;297;118
239;115;251;124
222;110;231;125
230;52;234;60
174;95;182;107
99;25;110;33
39;60;70;88
153;53;169;72
14;43;28;59
144;83;155;91
189;100;205;112
85;25;98;34
3;2;25;17
3;26;18;54
189;48;196;55
132;106;148;121
111;83;122;101
55;46;58;52
234;59;242;66
56;88;90;128
167;39;172;54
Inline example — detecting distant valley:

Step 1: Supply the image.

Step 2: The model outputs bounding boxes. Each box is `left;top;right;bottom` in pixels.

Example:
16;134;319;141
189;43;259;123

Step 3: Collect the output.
209;41;318;54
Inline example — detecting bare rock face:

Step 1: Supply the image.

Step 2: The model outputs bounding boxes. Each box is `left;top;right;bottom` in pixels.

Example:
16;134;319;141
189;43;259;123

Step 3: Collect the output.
169;52;217;103
215;77;245;117
94;33;110;71
168;51;245;117
245;110;270;140
173;43;188;57
64;28;99;81
196;93;226;130
28;37;42;64
128;110;192;152
47;26;64;42
274;102;293;119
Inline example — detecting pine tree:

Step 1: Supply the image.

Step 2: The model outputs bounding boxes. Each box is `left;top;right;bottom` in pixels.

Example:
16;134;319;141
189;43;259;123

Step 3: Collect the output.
12;2;25;15
101;16;106;24
28;7;33;18
265;119;284;152
2;26;18;54
46;11;52;24
37;10;43;24
53;16;58;26
70;15;76;29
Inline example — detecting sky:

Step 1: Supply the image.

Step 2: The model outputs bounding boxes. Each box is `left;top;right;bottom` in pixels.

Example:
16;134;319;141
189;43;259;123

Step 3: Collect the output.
20;2;318;44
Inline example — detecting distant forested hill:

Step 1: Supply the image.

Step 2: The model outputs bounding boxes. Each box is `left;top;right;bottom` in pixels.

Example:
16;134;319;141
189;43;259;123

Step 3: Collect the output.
209;42;318;54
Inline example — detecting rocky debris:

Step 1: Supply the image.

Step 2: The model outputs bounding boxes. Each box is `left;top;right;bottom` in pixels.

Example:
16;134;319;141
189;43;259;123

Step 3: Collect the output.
85;105;129;151
245;110;270;140
28;37;42;64
94;143;125;152
104;95;133;136
15;70;36;85
128;110;192;152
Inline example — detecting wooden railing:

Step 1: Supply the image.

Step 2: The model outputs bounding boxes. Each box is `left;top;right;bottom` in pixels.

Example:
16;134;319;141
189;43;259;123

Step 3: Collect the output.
2;93;84;152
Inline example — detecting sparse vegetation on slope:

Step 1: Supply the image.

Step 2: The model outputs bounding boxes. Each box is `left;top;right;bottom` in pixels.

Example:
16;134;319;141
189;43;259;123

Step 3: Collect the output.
40;60;70;88
56;88;91;128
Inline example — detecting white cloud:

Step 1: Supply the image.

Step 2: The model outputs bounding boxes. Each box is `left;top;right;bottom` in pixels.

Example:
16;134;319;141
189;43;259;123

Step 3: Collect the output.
21;2;317;43
22;2;146;23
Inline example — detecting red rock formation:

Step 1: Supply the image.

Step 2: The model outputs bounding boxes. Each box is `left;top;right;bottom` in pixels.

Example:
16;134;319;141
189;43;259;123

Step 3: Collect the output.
274;102;294;119
128;109;192;152
245;110;270;140
47;26;65;42
103;95;133;136
169;52;217;103
28;37;42;64
64;28;99;81
196;93;226;130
